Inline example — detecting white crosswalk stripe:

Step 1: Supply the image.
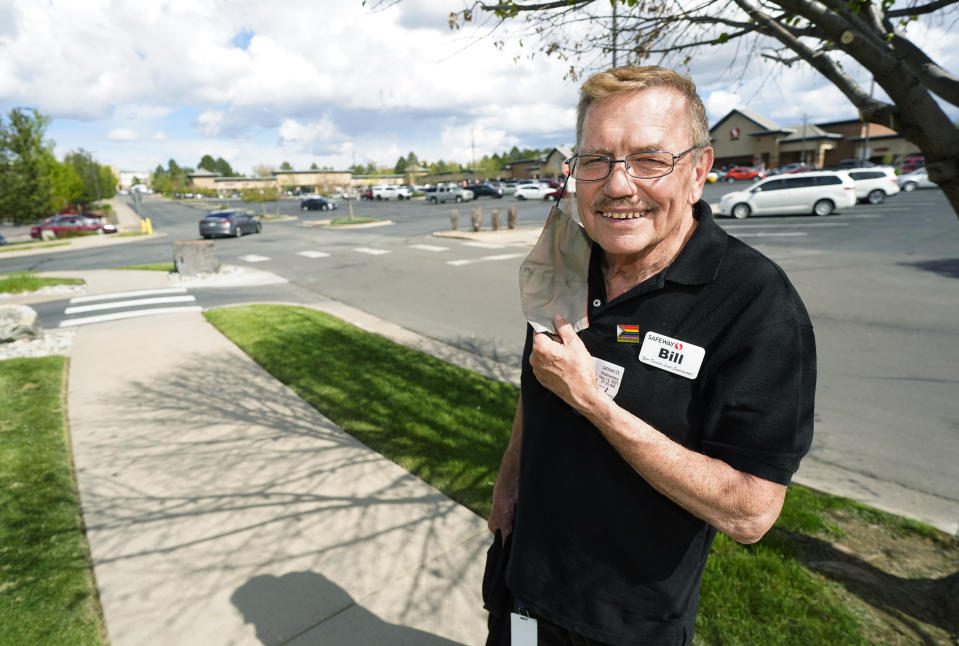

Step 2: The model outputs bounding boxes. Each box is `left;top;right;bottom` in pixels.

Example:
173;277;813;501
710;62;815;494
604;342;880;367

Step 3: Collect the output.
59;289;200;328
297;250;331;258
65;295;197;315
239;254;271;262
462;241;504;249
447;253;526;267
354;247;390;256
69;287;187;304
409;244;449;252
59;306;204;328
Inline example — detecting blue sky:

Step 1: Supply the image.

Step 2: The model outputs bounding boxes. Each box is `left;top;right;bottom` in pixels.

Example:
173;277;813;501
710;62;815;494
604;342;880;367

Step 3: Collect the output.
1;0;956;175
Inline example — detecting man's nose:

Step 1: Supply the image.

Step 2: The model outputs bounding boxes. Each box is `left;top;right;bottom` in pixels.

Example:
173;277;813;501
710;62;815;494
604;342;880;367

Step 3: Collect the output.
603;160;637;198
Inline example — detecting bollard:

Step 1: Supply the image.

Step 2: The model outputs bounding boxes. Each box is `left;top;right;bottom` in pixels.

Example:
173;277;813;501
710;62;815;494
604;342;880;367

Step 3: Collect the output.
450;209;459;230
491;208;501;231
507;205;518;229
471;206;482;232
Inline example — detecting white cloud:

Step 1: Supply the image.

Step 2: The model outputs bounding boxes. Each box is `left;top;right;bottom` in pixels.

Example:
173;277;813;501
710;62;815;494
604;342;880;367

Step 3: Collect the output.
277;116;345;155
3;0;954;172
195;110;225;137
108;128;138;141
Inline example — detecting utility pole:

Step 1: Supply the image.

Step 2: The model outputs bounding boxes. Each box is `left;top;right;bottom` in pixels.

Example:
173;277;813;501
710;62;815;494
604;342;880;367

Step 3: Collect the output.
612;2;618;67
800;114;807;165
861;78;875;164
471;128;476;181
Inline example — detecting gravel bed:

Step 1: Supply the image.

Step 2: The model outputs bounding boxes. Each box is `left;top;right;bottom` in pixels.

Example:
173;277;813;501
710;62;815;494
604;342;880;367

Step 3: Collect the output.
0;330;76;360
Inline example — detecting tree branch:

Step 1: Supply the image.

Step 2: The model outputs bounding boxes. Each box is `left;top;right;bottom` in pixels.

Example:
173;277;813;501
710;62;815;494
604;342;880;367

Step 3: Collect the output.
478;0;596;12
732;0;899;126
887;0;959;18
888;34;959;106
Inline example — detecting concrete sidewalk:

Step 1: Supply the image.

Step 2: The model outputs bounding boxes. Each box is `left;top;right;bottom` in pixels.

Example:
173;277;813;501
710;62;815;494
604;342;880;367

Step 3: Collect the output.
68;291;490;644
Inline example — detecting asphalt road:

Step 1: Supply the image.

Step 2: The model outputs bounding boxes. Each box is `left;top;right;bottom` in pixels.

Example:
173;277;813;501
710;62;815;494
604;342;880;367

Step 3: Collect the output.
3;186;958;526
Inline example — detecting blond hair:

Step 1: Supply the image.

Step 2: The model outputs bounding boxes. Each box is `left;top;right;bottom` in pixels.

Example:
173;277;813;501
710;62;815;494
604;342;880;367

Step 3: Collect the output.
576;66;710;155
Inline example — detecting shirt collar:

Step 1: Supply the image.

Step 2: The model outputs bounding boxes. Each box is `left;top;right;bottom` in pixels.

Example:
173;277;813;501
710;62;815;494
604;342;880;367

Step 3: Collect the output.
662;200;727;286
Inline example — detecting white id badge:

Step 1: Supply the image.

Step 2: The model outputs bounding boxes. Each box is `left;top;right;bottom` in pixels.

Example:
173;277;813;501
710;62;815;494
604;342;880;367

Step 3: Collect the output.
511;612;537;646
593;357;624;398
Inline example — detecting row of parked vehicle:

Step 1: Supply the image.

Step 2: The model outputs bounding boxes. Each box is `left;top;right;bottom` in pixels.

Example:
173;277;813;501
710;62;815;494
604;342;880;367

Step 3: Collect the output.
29;213;118;239
714;166;935;219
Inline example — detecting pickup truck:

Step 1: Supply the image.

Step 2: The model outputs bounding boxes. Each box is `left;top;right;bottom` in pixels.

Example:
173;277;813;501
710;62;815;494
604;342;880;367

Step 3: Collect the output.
424;185;474;203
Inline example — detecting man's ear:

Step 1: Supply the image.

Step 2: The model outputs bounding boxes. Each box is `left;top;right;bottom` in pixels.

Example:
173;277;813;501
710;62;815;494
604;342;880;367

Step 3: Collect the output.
688;147;714;204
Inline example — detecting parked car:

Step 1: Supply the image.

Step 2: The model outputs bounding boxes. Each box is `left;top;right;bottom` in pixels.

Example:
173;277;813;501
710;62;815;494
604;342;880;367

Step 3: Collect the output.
30;215;117;239
898;168;937;192
846;167;900;204
359;188;374;200
898;154;925;173
468;182;504;198
546;186;567;200
502;182;518;195
781;163;817;174
372;185;412;200
725;166;766;181
0;234;7;245
835;159;876;170
424;185;474;203
199;210;261;238
706;168;725;183
717;171;857;219
300;197;338;211
514;183;554;200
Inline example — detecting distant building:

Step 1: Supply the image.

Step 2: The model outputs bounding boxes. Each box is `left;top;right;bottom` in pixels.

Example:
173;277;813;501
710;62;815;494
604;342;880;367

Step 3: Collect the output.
274;169;354;193
118;170;151;189
709;108;919;170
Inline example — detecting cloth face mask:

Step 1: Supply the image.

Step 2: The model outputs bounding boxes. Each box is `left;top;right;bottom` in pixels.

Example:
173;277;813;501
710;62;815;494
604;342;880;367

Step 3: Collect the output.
518;200;592;334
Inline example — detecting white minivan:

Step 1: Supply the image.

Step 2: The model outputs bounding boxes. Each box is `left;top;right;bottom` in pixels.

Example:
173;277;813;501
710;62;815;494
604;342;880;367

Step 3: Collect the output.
718;171;857;219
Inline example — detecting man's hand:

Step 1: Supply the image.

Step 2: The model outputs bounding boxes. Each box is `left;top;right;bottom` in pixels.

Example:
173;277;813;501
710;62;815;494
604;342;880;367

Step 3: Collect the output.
488;492;516;537
530;315;602;412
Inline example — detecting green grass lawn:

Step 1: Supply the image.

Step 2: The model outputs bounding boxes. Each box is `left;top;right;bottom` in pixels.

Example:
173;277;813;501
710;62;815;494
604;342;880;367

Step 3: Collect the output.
206;304;958;645
329;217;376;225
0;271;85;294
0;357;105;646
0;241;70;253
115;262;175;272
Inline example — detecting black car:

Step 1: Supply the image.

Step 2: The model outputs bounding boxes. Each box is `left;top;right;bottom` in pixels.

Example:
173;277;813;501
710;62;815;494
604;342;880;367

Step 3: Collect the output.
300;197;338;211
468;182;504;198
199;210;261;239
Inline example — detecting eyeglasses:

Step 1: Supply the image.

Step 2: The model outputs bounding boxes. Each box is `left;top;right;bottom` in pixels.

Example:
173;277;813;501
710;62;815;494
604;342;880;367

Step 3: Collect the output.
566;146;703;181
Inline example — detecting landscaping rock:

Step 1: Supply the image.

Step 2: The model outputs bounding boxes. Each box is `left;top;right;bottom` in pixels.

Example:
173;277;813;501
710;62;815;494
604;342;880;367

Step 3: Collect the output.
0;304;41;343
172;240;219;276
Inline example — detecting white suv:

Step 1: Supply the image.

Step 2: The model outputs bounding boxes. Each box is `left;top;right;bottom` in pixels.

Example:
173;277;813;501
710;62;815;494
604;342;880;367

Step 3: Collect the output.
718;171;857;219
372;185;411;200
846;167;900;204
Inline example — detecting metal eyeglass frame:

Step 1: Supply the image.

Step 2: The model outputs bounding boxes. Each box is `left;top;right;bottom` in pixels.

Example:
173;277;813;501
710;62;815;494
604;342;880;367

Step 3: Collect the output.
565;145;704;181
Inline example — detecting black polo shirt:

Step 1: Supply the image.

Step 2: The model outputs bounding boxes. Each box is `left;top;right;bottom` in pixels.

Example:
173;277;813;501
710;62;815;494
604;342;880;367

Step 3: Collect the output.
506;201;816;645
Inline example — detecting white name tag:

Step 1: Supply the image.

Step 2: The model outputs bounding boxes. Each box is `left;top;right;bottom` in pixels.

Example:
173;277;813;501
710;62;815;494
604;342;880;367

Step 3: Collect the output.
593;357;624;398
511;612;537;645
638;331;705;380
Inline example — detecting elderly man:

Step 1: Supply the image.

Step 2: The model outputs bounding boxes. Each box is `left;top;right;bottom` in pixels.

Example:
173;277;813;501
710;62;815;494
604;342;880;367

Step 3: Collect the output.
484;66;815;645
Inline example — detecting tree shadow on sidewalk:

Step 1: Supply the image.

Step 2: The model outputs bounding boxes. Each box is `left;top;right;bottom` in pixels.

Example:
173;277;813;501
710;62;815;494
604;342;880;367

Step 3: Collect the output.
71;349;489;644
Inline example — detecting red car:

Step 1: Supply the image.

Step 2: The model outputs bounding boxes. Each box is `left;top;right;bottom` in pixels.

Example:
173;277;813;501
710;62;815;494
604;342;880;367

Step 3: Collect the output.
725;166;766;181
31;215;117;239
899;154;924;172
